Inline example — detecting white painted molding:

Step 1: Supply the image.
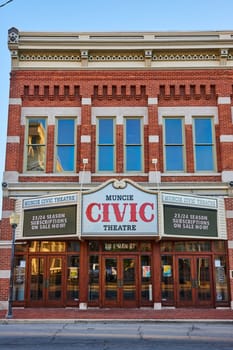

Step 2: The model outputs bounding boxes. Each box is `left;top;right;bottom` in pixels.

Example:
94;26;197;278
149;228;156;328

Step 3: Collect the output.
154;303;162;310
91;107;148;124
228;240;233;249
21;107;81;125
158;106;218;125
148;97;158;105
9;98;22;105
148;170;161;184
0;240;12;247
226;211;233;219
79;171;91;184
2;171;19;183
149;135;159;143
220;135;233;142
0;271;10;278
217;96;231;105
7;136;20;143
0;301;8;310
81;135;91;143
81;98;92;105
222;171;233;182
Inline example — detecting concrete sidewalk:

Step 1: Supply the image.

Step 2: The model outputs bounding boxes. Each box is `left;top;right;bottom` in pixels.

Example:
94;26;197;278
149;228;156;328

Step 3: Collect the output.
1;307;233;322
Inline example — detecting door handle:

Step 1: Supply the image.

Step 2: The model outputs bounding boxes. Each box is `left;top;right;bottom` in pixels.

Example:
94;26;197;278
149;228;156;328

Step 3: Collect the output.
191;279;199;288
117;279;123;287
44;279;49;288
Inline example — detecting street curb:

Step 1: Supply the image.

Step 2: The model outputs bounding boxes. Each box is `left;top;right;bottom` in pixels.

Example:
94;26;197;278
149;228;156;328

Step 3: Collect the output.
1;318;233;324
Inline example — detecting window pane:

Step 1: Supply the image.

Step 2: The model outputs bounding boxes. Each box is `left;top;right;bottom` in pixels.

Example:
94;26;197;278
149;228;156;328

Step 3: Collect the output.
166;146;184;171
13;256;26;301
195;146;214;170
89;256;99;301
98;146;114;171
58;119;75;144
56;118;75;172
57;146;75;171
165;119;182;144
161;255;174;304
164;118;184;172
126;146;142;171
98;119;114;172
195;119;212;143
141;256;152;302
99;119;113;144
214;255;229;302
27;119;46;171
126;119;141;144
67;255;79;301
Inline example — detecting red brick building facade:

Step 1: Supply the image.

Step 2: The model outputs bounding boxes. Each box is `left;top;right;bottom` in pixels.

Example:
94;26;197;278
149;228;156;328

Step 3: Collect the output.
0;28;233;311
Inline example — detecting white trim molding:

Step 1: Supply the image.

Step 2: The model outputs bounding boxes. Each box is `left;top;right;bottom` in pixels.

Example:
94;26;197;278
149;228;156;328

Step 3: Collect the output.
91;107;148;124
81;135;91;143
158;106;218;125
21;107;81;125
149;135;159;143
81;98;92;105
217;96;231;105
222;171;233;182
7;136;20;143
9;98;22;105
148;97;158;105
220;135;233;142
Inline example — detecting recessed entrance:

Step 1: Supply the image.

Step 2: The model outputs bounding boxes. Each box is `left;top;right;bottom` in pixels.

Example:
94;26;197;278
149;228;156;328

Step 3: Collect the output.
176;256;213;307
103;256;138;308
27;255;65;307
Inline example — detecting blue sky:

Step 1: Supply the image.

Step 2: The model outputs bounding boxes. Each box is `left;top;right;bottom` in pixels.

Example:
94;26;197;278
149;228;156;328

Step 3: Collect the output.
1;0;233;215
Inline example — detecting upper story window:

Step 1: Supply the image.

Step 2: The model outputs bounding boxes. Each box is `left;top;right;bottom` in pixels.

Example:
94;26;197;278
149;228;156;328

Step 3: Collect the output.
124;118;143;172
97;118;115;172
55;118;76;172
25;118;46;172
164;118;185;172
193;117;215;171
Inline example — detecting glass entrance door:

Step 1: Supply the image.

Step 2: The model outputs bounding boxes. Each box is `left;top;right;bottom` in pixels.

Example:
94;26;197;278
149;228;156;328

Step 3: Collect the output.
103;256;138;307
177;256;213;307
28;255;65;307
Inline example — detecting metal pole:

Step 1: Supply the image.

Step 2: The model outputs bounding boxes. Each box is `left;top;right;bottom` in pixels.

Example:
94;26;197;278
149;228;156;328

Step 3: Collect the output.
5;223;17;319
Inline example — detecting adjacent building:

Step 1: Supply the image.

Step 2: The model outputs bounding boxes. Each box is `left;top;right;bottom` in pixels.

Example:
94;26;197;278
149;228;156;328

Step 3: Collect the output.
0;27;233;311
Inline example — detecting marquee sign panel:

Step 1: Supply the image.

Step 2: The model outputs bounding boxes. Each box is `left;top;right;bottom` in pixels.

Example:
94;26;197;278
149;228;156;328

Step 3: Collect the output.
82;180;158;237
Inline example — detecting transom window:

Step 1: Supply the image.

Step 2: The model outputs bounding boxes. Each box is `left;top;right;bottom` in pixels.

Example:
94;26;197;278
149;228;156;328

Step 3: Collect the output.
164;118;184;171
193;118;215;171
55;118;76;172
25;118;47;172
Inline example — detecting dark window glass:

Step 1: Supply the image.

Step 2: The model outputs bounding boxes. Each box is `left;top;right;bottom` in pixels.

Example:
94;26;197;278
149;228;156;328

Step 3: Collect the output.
56;119;75;172
125;118;142;171
97;118;114;171
26;118;46;171
164;118;184;171
194;118;215;171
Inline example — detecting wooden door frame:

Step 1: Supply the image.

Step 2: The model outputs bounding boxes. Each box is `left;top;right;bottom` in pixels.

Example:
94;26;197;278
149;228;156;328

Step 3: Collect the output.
175;255;213;308
26;254;66;307
101;254;139;308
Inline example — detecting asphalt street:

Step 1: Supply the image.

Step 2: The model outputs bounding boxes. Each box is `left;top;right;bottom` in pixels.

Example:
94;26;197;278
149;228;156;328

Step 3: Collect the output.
0;321;232;349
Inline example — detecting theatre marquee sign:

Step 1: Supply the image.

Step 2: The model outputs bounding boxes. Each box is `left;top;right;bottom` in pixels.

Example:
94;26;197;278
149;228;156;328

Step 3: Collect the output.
82;179;158;237
22;193;78;238
162;193;226;239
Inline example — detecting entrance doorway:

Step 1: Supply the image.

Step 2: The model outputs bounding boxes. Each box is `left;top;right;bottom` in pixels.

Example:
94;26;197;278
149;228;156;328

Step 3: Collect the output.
103;256;138;307
27;255;65;307
177;256;213;307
